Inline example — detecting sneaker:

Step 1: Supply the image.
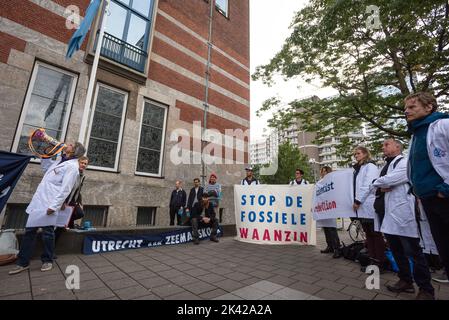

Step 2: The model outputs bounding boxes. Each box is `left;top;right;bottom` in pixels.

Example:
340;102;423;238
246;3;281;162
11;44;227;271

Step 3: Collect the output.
41;262;53;272
320;247;333;254
432;272;449;284
8;265;29;275
193;239;200;245
210;236;219;243
386;279;415;294
416;289;435;300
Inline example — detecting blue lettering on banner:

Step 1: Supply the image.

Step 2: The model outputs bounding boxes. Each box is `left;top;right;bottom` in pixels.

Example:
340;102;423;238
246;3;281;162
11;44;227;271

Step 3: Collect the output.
83;226;223;255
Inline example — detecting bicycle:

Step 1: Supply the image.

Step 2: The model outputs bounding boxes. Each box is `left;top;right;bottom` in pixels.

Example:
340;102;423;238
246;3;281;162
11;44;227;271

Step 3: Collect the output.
347;219;366;242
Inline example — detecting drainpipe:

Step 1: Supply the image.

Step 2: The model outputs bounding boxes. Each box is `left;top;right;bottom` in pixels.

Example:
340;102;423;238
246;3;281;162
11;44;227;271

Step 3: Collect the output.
202;0;214;186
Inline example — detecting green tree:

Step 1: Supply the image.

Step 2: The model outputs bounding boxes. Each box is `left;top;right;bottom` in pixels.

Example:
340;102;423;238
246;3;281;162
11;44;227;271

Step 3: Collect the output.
259;142;314;184
253;0;449;163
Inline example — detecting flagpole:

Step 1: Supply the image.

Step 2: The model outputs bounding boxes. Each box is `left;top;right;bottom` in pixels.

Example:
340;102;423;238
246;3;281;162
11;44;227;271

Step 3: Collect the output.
78;0;110;144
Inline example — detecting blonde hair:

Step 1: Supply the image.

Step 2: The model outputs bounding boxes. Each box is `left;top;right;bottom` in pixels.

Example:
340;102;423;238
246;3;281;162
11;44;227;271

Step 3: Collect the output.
354;146;372;164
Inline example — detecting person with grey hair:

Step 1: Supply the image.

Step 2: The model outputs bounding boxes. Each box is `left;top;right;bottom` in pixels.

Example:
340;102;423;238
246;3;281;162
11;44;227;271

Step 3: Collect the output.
9;142;85;275
371;138;435;300
405;91;449;285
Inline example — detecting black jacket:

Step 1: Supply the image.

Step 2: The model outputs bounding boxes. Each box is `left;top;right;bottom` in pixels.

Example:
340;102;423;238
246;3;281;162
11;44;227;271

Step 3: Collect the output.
169;189;187;209
187;186;204;211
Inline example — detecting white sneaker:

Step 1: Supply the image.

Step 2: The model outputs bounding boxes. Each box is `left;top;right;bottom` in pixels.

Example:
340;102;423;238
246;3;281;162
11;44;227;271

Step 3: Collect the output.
40;262;53;272
432;272;449;284
8;265;29;275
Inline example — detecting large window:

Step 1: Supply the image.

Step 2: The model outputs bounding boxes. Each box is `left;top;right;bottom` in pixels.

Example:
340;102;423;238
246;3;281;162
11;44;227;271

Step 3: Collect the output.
86;83;128;171
215;0;229;17
101;0;155;72
82;206;109;227
135;100;168;177
12;62;77;155
136;207;157;226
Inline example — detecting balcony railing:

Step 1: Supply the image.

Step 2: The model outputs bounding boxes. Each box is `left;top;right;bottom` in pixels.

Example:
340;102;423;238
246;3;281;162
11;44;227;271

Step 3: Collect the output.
98;32;148;73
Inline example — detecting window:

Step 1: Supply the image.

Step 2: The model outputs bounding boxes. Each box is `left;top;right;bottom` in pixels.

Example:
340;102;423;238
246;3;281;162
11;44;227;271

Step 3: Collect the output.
215;0;229;17
12;62;77;155
135;100;168;176
101;0;155;72
86;83;128;171
82;206;109;227
2;204;28;230
136;207;157;226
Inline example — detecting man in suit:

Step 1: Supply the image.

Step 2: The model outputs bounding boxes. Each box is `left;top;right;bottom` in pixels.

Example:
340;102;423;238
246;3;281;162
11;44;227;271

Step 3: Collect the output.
169;180;187;226
185;178;203;225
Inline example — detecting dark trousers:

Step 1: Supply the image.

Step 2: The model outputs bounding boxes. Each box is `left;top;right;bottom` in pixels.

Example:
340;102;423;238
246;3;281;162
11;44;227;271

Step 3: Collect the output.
17;226;54;267
191;216;218;240
385;234;434;294
421;196;449;276
323;227;341;250
169;206;182;226
361;220;387;265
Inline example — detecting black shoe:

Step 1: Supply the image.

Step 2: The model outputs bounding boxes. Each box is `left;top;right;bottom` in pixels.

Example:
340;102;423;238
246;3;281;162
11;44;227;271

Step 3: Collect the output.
320;247;333;254
332;249;342;258
193;239;199;245
210;236;219;243
386;279;415;294
416;289;435;300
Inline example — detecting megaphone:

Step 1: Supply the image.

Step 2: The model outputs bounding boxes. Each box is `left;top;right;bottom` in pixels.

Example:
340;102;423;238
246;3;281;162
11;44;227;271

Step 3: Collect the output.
28;128;66;159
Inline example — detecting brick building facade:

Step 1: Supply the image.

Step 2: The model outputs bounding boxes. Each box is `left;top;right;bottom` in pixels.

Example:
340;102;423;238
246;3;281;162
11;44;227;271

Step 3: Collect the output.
0;0;250;228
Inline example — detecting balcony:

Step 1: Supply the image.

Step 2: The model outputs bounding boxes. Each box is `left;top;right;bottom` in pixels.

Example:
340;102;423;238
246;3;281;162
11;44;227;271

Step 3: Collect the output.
98;32;148;73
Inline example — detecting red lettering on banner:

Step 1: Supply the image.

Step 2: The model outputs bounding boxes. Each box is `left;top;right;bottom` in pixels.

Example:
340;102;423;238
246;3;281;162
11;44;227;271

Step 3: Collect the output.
285;231;291;242
263;229;271;241
300;232;308;243
252;229;259;240
274;230;282;241
239;228;249;239
293;231;297;242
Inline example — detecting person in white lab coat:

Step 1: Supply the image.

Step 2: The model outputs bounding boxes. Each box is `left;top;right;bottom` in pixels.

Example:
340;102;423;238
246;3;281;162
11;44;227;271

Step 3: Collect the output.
352;146;387;271
9;142;86;275
317;166;342;258
372;138;434;299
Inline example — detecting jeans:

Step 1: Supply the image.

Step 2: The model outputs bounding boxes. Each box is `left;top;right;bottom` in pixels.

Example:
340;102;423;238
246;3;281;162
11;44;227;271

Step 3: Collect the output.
420;196;449;277
191;216;218;240
385;234;434;294
17;226;55;267
361;220;386;265
323;227;341;250
169;206;182;226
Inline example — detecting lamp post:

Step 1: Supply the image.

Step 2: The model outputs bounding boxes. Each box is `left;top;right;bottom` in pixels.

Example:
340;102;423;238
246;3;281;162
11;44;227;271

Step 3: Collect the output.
309;158;318;183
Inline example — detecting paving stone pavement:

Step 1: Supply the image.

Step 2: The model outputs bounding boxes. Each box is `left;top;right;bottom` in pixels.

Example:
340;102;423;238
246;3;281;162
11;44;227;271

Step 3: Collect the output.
1;228;448;300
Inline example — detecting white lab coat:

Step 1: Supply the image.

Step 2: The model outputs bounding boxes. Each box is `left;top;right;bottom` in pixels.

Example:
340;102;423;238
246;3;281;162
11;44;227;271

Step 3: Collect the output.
354;162;378;219
371;156;419;238
408;118;449;186
25;158;79;228
417;201;439;254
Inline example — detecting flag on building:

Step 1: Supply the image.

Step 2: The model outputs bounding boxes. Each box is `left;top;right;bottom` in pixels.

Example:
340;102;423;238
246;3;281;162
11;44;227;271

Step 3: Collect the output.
66;0;102;59
0;151;33;213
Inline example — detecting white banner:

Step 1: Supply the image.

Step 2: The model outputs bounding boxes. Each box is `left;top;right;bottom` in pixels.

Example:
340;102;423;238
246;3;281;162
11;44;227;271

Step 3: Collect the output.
234;185;316;246
312;169;356;220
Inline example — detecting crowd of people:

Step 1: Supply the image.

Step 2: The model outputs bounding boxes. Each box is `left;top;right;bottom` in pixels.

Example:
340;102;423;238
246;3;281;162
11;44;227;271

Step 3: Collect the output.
7;91;448;301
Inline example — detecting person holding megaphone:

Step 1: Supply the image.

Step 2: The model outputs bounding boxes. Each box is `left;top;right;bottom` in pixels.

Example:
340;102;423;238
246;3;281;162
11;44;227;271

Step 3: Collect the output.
9;129;86;275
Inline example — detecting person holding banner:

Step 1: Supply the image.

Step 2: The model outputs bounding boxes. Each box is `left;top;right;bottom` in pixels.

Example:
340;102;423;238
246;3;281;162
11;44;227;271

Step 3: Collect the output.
289;168;309;185
317;166;342;258
352;146;387;272
185;178;204;226
9;143;85;275
241;167;260;185
371;138;435;300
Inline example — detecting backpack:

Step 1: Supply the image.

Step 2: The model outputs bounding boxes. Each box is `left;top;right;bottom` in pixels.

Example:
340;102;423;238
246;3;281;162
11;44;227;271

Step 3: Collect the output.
341;241;365;261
